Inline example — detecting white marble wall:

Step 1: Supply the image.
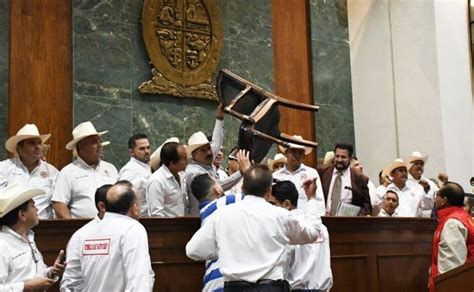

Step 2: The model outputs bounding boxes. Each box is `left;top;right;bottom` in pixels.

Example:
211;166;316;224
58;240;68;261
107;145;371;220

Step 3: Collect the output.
348;0;473;190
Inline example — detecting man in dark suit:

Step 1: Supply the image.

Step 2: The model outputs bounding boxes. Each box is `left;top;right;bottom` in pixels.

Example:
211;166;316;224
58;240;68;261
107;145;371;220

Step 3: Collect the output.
317;143;372;216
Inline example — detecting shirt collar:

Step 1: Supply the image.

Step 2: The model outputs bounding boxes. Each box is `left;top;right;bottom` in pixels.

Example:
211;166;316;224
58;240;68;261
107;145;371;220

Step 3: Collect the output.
130;157;150;169
281;163;307;174
161;164;175;179
199;199;211;210
76;156;101;170
243;194;266;202
190;160;213;170
1;225;34;243
333;166;349;176
388;183;409;192
12;155;41;172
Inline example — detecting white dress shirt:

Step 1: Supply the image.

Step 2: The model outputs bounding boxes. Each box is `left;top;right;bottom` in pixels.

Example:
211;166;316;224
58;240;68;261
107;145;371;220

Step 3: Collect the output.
0;156;58;219
378;209;399;217
186;195;321;283
325;167;353;213
407;174;438;218
76;212;154;291
285;211;333;291
273;163;326;216
51;157;118;218
0;226;50;291
147;165;187;217
119;157;151;216
386;183;433;217
60;216;100;292
438;218;468;274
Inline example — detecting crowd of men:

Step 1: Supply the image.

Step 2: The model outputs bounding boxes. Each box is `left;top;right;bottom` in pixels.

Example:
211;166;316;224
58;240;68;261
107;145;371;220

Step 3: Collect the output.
0;104;473;291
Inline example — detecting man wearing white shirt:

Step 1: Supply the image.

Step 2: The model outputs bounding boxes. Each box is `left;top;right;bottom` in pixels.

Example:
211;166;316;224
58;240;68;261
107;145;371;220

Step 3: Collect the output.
60;184;111;292
147;141;188;217
213;146;229;181
268;180;332;292
77;181;154;291
0;124;58;219
52;121;118;219
0;183;65;291
378;190;400;217
273;135;325;216
186;164;322;291
383;159;434;217
119;133;152;216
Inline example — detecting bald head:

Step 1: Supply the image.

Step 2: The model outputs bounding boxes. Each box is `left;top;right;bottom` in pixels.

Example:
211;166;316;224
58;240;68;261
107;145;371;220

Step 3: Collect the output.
242;164;273;197
106;180;140;219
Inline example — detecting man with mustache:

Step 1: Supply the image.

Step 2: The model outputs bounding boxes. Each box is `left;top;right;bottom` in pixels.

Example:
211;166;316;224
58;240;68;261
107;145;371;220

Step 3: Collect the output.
119;134;152;216
184;105;249;216
317;143;372;216
382;159;434;217
52;122;118;218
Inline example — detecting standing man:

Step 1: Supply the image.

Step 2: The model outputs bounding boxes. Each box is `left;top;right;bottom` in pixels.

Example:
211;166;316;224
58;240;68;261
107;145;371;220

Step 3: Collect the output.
317;143;372;216
0;183;65;291
119;133;152;216
52;121;118;218
273;135;325;215
147;141;188;217
268;180;333;292
381;159;434;217
76;181;154;291
185;105;245;215
429;182;474;292
0;124;58;219
186;165;321;291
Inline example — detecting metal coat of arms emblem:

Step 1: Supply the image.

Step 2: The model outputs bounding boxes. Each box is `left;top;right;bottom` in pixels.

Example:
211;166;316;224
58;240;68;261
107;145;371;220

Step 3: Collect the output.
140;0;223;100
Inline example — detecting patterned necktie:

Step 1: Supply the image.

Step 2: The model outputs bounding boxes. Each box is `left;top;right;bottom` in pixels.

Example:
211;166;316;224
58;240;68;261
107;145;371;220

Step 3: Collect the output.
330;171;342;216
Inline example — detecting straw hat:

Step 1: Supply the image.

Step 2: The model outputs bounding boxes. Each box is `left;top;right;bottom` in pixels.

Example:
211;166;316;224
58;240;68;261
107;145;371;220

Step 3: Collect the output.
65;122;108;150
278;135;312;155
149;137;180;171
0;182;44;218
267;153;287;170
405;151;428;168
382;158;407;178
187;131;210;156
323;151;335;165
5;124;51;154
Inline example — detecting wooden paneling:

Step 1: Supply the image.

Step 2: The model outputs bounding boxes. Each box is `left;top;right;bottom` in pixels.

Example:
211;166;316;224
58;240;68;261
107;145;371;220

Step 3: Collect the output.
271;0;316;165
33;217;437;292
435;261;474;292
9;0;72;169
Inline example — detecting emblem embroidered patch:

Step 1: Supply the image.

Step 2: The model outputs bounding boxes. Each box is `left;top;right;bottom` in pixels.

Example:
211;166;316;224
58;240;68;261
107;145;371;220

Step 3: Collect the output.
82;238;111;256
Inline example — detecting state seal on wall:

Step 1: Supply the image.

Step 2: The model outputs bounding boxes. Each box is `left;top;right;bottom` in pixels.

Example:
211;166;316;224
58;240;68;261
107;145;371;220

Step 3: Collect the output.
139;0;223;100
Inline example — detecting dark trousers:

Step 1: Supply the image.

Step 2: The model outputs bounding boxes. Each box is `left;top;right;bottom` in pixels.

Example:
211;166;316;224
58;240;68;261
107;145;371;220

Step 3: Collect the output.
224;280;290;292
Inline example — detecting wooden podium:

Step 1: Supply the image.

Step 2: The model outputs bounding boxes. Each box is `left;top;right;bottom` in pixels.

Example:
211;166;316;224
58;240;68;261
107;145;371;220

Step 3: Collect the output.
33;216;437;292
434;261;474;292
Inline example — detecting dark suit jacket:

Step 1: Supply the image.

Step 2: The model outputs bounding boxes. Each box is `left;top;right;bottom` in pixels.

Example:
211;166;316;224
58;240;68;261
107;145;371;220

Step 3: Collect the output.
317;165;372;216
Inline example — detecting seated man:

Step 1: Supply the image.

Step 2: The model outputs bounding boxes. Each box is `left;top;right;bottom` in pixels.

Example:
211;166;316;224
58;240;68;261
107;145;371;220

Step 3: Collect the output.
0;183;65;291
378;190;399;217
429;182;474;291
268;181;333;292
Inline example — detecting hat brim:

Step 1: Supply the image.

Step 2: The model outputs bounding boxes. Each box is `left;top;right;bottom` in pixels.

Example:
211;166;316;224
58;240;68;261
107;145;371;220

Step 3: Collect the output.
65;131;108;150
268;158;287;170
278;144;312;155
5;134;51;154
0;187;44;218
187;142;210;157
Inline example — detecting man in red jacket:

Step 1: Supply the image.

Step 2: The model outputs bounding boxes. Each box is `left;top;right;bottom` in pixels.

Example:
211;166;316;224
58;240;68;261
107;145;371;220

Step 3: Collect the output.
429;182;474;291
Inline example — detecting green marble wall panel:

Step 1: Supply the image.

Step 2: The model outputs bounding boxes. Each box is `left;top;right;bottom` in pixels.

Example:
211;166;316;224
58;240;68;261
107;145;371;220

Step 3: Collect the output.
309;0;355;158
74;0;274;169
0;0;8;160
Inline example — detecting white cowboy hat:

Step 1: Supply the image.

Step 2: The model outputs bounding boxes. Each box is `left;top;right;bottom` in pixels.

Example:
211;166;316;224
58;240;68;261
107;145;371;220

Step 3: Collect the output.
323;151;335;165
187;131;210;156
65;121;108;150
149;137;180;171
0;182;44;218
5;124;51;154
267;153;287;170
278;135;312;155
382;158;407;178
405;151;428;167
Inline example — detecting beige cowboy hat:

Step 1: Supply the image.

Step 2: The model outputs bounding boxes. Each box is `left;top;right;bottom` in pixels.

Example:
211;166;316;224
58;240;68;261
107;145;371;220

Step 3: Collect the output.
405;151;428;168
66;121;108;150
187;131;210;156
382;158;407;178
149;137;180;171
267;153;287;171
323;151;335;165
0;182;44;218
278;135;312;155
5;124;51;154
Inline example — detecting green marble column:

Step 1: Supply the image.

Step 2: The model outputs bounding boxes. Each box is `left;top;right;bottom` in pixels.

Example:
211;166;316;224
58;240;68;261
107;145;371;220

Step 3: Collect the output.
309;0;355;157
0;0;8;160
